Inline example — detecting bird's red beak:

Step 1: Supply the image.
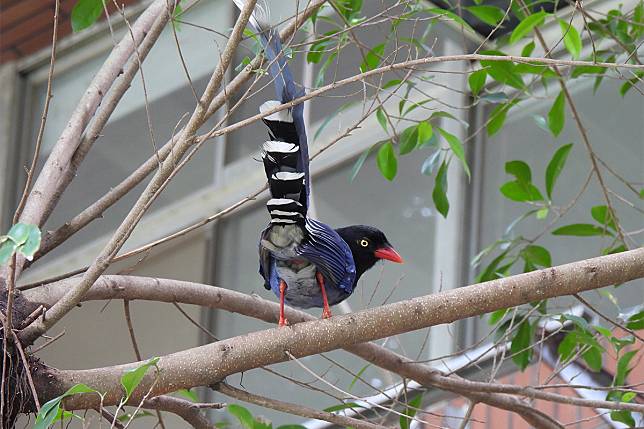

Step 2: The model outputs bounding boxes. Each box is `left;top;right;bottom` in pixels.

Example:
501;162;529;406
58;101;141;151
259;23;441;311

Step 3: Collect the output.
374;247;404;263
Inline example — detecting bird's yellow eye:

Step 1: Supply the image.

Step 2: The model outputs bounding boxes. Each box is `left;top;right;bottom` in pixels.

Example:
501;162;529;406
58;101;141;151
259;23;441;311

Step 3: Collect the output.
359;239;369;247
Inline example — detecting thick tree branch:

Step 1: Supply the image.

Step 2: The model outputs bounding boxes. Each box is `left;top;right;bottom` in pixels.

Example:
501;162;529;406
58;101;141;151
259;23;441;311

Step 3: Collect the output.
142;396;223;429
28;248;644;422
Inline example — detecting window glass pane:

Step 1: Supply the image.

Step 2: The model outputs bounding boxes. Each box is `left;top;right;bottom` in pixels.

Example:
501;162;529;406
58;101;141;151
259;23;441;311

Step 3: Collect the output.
470;78;643;340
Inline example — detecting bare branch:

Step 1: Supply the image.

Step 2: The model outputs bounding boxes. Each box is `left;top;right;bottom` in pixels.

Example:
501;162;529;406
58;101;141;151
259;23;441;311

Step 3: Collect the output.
143;396;223;429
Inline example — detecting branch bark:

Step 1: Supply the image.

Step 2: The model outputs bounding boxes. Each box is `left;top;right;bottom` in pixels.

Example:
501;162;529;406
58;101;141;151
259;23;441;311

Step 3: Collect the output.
142;396;223;429
27;248;644;425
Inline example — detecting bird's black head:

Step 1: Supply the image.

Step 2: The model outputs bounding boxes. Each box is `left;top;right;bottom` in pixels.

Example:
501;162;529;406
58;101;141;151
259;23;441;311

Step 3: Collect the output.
335;225;403;281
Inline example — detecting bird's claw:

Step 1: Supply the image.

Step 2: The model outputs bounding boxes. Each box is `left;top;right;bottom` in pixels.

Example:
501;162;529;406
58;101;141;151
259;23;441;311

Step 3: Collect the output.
322;308;332;319
278;317;289;327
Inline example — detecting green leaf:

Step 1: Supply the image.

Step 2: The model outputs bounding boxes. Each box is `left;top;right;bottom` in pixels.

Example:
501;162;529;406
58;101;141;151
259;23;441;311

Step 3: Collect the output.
0;241;18;265
417;121;434;148
545;143;573;198
348;364;370;391
480;51;525;89
71;0;104;32
511;320;534;370
487;102;513;136
314;52;337;87
559;20;582;59
489;308;509;325
558;331;578;362
425;7;476;33
552;224;609;236
521;41;536;57
571;64;605;78
7;223;30;244
175;388;199;402
547;91;566;137
399;126;419;155
438;128;470;179
480;91;509;103
227;404;255;429
626;310;644;330
591;205;617;231
510;11;548;44
500;181;543;202
610;409;636;427
466;5;505;26
383;79;402;89
432;160;450;218
376;108;388;132
359;43;385;72
121;357;159;400
521;245;551;267
615;350;637;386
376;141;397;180
536;208;548;219
399;394;423;429
505;160;531;184
468;69;487;96
323;402;364;412
620;71;644;97
561;314;591;332
35;384;98;429
582;346;602;372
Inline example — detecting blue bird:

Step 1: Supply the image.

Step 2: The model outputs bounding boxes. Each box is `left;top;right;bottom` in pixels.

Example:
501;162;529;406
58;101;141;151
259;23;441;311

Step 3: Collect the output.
234;0;403;326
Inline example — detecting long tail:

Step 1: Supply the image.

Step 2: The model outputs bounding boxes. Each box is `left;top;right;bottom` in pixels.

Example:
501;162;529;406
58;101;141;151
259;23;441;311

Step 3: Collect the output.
233;0;309;225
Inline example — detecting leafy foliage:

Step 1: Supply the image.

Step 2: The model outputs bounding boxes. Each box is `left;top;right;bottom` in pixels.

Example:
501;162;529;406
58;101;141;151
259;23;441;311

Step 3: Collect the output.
0;223;41;264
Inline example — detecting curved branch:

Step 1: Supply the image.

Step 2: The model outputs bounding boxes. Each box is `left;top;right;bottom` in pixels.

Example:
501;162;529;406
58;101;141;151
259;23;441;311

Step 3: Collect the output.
142;396;223;429
27;248;644;425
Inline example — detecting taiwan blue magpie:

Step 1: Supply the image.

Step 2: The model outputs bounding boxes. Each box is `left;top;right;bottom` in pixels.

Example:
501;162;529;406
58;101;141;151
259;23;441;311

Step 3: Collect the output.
234;0;403;326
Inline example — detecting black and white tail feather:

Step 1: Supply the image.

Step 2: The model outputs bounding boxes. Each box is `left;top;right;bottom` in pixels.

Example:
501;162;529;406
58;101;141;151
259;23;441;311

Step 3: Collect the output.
233;0;310;226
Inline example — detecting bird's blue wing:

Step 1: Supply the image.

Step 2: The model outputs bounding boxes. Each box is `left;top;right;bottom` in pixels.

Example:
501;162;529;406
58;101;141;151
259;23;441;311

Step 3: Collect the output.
297;218;356;294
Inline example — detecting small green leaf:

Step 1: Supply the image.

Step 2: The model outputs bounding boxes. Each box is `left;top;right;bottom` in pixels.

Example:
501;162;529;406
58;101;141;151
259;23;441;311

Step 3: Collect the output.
582;346;602;372
7;223;30;244
432;160;450;218
489;308;509;325
399;126;419;155
399;394;423;429
359;43;385;72
500;181;543;202
552;224;610;236
466;5;505;26
468;69;487;96
175;388;199;402
0;241;18;265
521;245;551;267
558;331;578;362
16;223;41;260
323;402;364;412
547;91;566;137
121;357;159;400
610;409;636;427
615;350;637;385
626;310;644;330
511;319;534;370
35;384;98;429
505;160;531;184
536;208;549;219
510;11;548;44
559;20;582;59
71;0;104;32
376;141;397;180
521;41;536;57
591;205;617;231
545;143;573;198
480;51;525;89
227;404;255;429
383;79;402;89
438;128;470;179
487;102;514;136
620;71;644;97
417;121;434;147
348;364;370;391
376;108;388;132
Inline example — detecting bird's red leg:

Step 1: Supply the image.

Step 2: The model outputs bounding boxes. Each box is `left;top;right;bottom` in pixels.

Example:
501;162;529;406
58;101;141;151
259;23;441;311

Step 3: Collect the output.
278;280;289;327
316;272;332;319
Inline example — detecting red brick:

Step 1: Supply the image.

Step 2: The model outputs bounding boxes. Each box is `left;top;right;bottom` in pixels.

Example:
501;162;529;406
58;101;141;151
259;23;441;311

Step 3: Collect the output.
0;8;56;50
0;0;54;29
